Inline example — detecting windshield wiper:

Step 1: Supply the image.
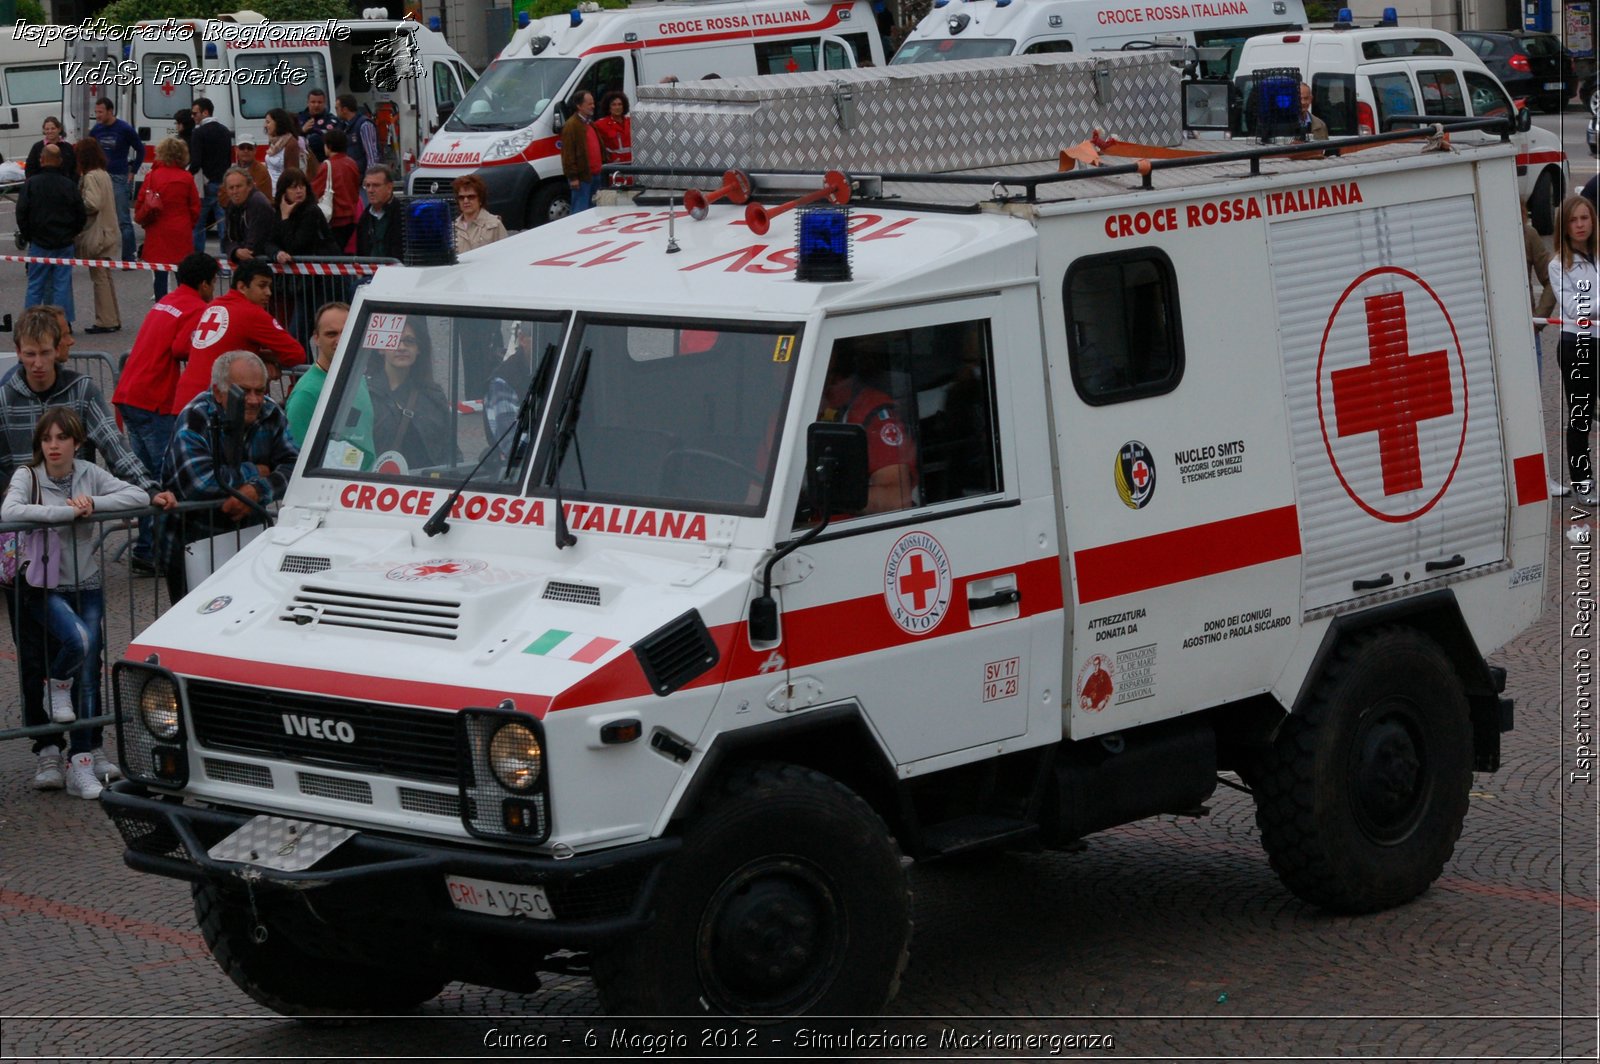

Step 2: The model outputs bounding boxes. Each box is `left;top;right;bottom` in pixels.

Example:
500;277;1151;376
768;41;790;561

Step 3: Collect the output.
542;346;592;550
422;342;557;538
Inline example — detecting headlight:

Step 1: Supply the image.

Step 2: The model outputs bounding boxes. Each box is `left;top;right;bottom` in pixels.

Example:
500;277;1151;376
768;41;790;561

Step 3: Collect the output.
139;676;180;740
482;126;540;162
488;721;543;792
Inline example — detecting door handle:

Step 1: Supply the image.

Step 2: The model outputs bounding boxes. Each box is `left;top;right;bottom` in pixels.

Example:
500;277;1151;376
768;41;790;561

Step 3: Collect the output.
969;588;1021;611
1425;553;1466;572
1352;573;1394;591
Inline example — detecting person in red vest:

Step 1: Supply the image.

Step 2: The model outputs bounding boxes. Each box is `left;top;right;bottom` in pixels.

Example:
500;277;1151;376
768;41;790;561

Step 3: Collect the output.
312;127;363;251
172;258;305;411
113;252;221;574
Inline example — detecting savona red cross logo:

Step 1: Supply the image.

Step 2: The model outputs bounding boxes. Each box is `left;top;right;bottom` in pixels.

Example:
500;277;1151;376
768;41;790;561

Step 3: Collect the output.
883;532;952;635
1316;267;1468;523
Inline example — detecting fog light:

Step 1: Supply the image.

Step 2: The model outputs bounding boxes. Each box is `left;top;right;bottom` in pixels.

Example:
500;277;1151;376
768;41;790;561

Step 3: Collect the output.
139;677;180;740
489;722;543;792
153;745;184;781
502;796;546;835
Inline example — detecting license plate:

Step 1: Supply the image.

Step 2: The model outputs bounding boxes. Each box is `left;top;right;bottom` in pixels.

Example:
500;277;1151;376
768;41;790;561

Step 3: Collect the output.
445;874;554;920
207;816;356;872
1544;81;1565;90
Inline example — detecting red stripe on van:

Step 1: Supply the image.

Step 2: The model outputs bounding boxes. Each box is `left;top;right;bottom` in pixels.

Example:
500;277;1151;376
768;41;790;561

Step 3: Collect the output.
1516;150;1566;166
580;2;854;57
1512;453;1547;506
1072;506;1302;605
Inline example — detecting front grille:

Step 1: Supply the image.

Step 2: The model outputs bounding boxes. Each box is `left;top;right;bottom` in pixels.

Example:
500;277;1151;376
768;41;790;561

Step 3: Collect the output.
399;787;465;819
298;772;374;804
204;758;274;788
543;580;602;606
280;554;332;575
187;680;459;784
280;585;461;640
106;806;190;862
411;177;452;195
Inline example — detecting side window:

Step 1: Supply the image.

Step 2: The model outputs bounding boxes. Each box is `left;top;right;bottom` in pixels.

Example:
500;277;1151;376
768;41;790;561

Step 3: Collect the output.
236;52;328;118
756;39;820;74
1464;70;1513;118
577;57;623;104
1369;71;1418;130
141;54;194;117
1065;251;1184;405
1418;68;1465;116
5;65;63;106
822;39;850;70
456;62;477;92
1311;73;1358;136
840;32;874;66
808;320;1001;521
432;61;460;108
1023;39;1074;55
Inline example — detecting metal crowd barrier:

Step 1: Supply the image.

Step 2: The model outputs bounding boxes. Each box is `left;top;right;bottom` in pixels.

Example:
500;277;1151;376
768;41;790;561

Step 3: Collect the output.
0;499;256;745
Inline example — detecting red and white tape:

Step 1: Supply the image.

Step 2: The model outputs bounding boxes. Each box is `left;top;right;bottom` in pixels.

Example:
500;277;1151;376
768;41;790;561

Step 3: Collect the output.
1534;316;1598;328
1;254;386;276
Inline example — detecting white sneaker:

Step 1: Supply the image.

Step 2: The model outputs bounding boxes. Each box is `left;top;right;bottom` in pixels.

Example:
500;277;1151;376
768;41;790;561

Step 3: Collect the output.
33;749;63;790
90;746;121;784
65;753;103;800
1550;477;1572;497
47;679;74;724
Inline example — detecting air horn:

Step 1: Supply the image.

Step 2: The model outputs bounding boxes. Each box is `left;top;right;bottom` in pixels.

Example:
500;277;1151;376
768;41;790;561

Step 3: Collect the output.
683;169;752;221
744;170;851;236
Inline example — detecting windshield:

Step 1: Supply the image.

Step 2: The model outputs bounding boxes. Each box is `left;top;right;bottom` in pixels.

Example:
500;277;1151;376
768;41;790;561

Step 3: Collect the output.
891;38;1017;64
309;308;569;487
443;57;578;131
539;318;801;516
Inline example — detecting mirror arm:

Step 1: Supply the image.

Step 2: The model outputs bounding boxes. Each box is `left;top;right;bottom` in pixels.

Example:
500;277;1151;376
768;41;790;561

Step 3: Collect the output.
750;456;836;643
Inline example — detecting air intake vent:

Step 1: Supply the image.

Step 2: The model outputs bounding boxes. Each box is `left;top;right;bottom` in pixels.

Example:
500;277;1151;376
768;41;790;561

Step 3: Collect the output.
280;554;332;575
298;773;374;804
633;609;720;697
204;758;273;788
399;787;470;819
543;580;602;606
280;585;460;640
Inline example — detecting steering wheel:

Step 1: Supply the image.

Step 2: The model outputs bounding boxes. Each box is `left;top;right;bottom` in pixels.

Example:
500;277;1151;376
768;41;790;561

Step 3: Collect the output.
661;448;763;493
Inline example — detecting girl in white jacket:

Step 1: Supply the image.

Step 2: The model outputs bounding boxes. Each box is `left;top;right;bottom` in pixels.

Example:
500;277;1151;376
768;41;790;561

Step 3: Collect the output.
2;408;148;799
1549;195;1599;504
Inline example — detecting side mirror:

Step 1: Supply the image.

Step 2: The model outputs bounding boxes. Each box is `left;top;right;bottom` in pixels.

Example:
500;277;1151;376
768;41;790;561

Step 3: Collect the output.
806;421;868;517
551;102;567;134
1517;106;1532;132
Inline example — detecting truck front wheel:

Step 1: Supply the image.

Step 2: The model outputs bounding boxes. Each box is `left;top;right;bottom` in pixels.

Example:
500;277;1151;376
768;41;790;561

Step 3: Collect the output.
528;181;570;228
193;882;446;1017
591;762;911;1020
1252;627;1473;914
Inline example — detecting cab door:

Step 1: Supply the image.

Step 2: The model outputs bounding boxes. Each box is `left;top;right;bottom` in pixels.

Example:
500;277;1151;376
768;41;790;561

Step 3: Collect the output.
773;301;1038;765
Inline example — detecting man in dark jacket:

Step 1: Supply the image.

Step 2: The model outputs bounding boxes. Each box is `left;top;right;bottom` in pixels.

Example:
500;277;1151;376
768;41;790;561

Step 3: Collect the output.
189;97;233;253
17;145;86;324
355;165;404;260
220;166;275;264
337;93;377;176
90;96;143;260
560;90;600;212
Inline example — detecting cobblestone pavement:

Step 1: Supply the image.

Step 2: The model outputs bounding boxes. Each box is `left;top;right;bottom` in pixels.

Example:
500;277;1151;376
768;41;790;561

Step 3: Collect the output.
0;206;1595;1062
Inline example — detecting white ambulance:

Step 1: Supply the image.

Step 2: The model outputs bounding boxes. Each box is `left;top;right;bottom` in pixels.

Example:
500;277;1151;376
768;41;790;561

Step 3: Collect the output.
892;0;1306;77
1222;26;1569;232
407;0;886;229
60;11;476;175
0;25;67;165
101;54;1547;1022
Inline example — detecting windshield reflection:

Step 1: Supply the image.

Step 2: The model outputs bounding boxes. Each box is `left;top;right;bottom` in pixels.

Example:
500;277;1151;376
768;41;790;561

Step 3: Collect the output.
444;58;578;131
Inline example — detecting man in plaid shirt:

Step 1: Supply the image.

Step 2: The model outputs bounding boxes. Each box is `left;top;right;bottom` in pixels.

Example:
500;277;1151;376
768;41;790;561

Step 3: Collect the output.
160;350;298;601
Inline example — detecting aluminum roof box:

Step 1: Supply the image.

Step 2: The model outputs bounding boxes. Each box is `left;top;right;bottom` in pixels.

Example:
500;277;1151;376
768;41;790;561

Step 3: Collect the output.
630;51;1184;175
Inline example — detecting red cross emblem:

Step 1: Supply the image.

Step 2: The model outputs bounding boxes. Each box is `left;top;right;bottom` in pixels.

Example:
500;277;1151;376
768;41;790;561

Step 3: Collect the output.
1131;460;1150;488
191;305;230;350
884;532;952;634
449;140;461;150
1317;267;1468;523
160;83;175;96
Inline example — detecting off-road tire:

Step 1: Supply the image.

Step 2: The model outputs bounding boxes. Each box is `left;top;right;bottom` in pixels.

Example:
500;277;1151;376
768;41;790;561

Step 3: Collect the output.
1530;167;1563;236
1252;627;1473;914
591;762;911;1022
193;882;446;1017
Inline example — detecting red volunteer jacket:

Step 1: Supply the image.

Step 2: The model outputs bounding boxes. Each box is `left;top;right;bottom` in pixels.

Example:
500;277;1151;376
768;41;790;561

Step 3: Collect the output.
172;289;306;410
113;285;211;416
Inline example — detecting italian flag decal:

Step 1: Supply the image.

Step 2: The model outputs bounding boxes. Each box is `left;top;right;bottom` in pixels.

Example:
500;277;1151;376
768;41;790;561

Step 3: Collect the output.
523;629;619;663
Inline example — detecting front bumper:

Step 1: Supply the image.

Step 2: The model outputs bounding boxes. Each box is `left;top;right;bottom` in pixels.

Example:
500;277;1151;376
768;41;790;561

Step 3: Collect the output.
101;781;678;950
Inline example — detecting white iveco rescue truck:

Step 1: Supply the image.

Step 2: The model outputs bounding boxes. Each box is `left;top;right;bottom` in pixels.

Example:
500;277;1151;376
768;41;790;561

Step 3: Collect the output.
408;0;885;229
103;53;1547;1021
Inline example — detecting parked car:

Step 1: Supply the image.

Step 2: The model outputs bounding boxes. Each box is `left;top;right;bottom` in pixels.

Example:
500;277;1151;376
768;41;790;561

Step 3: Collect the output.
1454;29;1574;112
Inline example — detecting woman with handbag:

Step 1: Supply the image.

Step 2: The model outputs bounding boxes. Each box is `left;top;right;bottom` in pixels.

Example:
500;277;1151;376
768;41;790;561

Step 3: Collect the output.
2;408;150;800
140;137;201;299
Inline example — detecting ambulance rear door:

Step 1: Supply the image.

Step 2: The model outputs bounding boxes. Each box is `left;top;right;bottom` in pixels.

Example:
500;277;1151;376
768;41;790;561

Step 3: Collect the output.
225;34;331;138
774;295;1050;767
131;33;200;147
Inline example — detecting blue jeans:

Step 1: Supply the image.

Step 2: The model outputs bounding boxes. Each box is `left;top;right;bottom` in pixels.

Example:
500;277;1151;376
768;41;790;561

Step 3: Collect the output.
28;586;104;755
25;243;74;324
119;404;176;561
111;172;135;260
570;178;597;212
4;584;50;754
194;179;221;253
